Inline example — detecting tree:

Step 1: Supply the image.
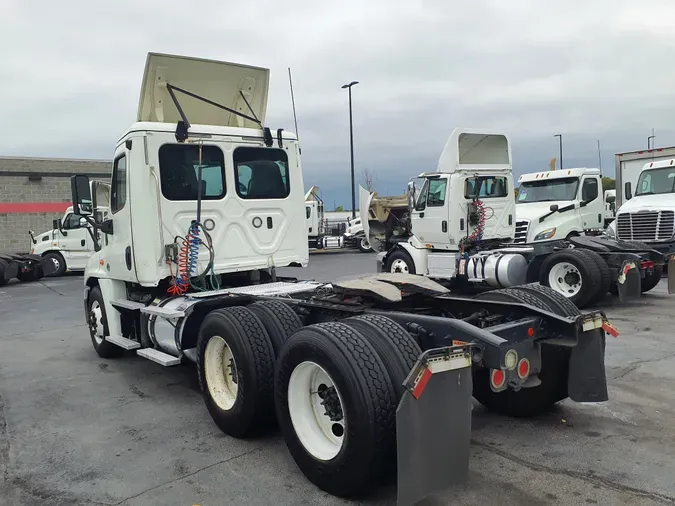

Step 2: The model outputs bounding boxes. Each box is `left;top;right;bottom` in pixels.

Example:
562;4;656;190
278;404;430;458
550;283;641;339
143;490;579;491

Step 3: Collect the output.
362;167;375;192
514;187;519;198
335;205;344;212
601;177;616;192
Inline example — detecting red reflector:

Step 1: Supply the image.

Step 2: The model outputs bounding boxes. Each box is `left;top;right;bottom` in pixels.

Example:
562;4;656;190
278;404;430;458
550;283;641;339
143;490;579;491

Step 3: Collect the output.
527;327;535;337
517;359;530;379
412;367;433;399
602;321;620;338
641;260;655;269
491;369;505;388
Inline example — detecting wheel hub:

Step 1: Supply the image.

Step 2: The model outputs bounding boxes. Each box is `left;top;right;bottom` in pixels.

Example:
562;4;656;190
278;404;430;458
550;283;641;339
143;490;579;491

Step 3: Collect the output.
391;258;409;273
317;384;343;422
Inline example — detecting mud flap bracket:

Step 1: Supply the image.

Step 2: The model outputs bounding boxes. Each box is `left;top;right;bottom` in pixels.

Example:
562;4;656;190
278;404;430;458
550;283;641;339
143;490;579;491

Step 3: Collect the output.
396;346;473;506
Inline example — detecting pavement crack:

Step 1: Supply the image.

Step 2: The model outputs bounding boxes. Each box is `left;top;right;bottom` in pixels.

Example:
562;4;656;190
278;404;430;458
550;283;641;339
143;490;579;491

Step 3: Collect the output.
610;351;675;380
472;439;675;504
37;281;65;296
115;445;265;504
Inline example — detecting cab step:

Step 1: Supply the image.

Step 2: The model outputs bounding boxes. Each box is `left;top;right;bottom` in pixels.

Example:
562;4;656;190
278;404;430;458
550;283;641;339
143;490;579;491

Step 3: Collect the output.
137;348;181;366
106;334;141;350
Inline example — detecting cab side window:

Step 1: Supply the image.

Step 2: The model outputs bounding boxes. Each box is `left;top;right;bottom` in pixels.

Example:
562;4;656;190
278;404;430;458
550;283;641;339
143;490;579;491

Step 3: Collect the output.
62;213;82;230
111;155;127;213
427;179;447;207
581;178;599;202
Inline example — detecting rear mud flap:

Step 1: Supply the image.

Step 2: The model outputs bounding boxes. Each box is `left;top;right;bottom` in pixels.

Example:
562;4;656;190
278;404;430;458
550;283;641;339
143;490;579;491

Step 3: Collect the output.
616;260;641;302
668;256;675;294
41;257;58;276
3;261;19;280
397;347;473;506
568;329;608;402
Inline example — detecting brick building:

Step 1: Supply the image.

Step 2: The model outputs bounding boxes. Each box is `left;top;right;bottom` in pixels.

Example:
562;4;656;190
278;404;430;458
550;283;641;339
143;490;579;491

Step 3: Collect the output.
0;156;111;253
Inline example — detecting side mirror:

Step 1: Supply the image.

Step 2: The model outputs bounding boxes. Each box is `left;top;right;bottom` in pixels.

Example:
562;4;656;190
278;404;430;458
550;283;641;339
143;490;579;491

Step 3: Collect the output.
625;182;632;201
71;175;92;215
407;181;416;210
79;217;87;227
606;195;616;203
52;219;59;230
549;204;559;212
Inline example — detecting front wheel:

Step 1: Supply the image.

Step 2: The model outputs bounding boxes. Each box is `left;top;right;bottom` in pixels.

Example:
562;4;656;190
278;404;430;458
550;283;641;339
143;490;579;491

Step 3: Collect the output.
384;249;416;275
357;237;373;253
87;286;124;358
43;252;67;277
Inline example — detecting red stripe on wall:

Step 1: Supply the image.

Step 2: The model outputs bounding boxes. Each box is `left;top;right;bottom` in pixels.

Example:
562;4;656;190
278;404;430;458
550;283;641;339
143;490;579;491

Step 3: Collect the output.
0;202;71;213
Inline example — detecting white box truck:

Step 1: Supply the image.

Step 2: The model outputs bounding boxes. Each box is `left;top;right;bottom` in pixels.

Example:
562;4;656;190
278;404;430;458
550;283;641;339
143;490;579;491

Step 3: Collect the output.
615;147;675;208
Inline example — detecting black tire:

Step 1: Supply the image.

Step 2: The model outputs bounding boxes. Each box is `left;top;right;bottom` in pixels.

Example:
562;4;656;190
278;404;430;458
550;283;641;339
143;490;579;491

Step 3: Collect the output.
247;301;303;356
87;286;124;358
384;249;416;275
0;259;7;287
473;288;572;417
512;283;580;317
342;314;422;400
197;306;276;438
275;322;397;497
43;252;67;277
538;249;603;308
576;249;611;305
357;237;373;253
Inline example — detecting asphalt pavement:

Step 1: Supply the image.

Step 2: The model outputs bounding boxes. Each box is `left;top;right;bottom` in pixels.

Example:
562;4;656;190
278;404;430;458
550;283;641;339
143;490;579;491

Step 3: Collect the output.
1;253;675;505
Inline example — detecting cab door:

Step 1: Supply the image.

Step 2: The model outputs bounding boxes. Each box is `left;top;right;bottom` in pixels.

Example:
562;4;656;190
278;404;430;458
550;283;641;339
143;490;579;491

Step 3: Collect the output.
410;176;451;249
579;176;602;229
58;212;92;270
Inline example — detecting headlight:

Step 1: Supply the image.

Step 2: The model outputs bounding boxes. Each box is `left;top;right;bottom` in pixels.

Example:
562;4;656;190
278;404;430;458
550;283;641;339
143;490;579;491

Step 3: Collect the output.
534;227;556;241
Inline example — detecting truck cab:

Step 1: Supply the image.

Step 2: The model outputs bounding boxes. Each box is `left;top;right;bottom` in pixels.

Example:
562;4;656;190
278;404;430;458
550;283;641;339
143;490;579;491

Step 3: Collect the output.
604;189;616;227
362;128;516;277
608;159;675;256
513;168;603;243
31;184;110;276
305;186;326;249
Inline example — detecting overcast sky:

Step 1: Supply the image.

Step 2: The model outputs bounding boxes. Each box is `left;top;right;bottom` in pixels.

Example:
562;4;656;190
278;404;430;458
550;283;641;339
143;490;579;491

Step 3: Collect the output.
3;0;675;208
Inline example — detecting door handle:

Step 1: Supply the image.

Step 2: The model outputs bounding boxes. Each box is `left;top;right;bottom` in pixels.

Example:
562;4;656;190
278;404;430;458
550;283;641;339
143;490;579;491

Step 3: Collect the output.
81;239;85;247
125;246;132;271
442;220;447;233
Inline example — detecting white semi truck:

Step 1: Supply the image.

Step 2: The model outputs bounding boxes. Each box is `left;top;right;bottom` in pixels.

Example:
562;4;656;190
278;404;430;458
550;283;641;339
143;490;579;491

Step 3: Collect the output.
606;157;675;263
361;129;674;308
30;183;110;276
63;52;617;505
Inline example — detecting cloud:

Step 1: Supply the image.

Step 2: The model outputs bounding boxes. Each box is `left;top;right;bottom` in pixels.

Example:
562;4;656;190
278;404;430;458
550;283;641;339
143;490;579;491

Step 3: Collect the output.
2;0;675;207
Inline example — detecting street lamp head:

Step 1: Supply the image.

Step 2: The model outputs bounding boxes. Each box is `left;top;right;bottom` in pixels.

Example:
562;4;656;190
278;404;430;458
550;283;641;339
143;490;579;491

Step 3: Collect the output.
341;81;359;89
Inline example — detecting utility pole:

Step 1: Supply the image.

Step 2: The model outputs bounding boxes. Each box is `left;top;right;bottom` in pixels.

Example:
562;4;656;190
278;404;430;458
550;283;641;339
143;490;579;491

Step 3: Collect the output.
648;128;655;150
597;139;602;173
341;81;359;219
554;134;563;169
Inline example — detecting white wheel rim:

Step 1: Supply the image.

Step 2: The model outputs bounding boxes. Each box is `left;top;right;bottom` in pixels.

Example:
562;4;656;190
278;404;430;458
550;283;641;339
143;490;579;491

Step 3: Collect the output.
51;257;60;271
360;238;370;249
548;262;582;297
204;336;239;411
288;361;346;461
90;301;104;344
390;258;409;273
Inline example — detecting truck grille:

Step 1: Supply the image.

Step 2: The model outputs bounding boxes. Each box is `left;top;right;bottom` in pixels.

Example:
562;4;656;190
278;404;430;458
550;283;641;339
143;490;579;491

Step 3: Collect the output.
514;220;530;244
616;210;675;242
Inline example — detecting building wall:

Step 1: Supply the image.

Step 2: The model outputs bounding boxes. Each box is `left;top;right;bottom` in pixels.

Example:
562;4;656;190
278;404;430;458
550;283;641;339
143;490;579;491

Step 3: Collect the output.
0;156;111;253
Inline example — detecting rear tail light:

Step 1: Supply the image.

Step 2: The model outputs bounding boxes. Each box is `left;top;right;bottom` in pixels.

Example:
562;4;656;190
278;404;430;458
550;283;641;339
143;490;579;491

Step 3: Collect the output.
517;358;530;380
504;349;518;370
490;369;506;389
641;260;655;269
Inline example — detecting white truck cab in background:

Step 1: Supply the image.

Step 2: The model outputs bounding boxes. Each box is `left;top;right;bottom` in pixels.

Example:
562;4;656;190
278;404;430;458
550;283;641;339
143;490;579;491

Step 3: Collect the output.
604;189;616;227
513;168;603;244
607;158;675;258
31;181;110;276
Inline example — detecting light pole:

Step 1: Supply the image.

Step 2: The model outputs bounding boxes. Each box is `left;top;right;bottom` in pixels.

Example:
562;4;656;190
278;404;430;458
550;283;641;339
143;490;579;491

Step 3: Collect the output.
554;134;563;169
342;81;359;219
648;128;655;150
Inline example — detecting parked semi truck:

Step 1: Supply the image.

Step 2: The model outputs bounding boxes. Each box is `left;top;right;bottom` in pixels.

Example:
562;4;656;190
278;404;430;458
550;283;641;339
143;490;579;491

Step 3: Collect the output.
64;52;617;505
360;129;675;308
606;157;675;262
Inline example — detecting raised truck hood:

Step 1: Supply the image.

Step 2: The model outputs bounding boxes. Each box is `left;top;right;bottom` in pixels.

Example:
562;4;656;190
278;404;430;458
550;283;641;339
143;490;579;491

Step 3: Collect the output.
137;52;270;129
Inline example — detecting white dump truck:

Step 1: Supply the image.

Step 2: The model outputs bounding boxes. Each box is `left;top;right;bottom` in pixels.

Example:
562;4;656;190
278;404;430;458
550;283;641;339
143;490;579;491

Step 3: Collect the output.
65;52;618;505
360;129;674;308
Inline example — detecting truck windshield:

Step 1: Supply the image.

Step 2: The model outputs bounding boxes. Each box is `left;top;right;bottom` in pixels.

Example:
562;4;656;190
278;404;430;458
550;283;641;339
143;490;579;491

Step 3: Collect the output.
517;177;578;203
635;167;675;196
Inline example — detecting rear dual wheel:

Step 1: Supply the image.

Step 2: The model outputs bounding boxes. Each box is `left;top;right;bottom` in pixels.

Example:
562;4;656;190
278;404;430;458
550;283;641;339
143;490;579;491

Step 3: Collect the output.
538;248;610;307
275;316;421;497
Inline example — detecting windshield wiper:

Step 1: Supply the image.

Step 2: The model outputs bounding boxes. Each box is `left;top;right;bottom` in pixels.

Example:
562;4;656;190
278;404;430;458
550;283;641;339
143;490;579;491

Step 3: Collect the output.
538;203;576;223
636;191;655;196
